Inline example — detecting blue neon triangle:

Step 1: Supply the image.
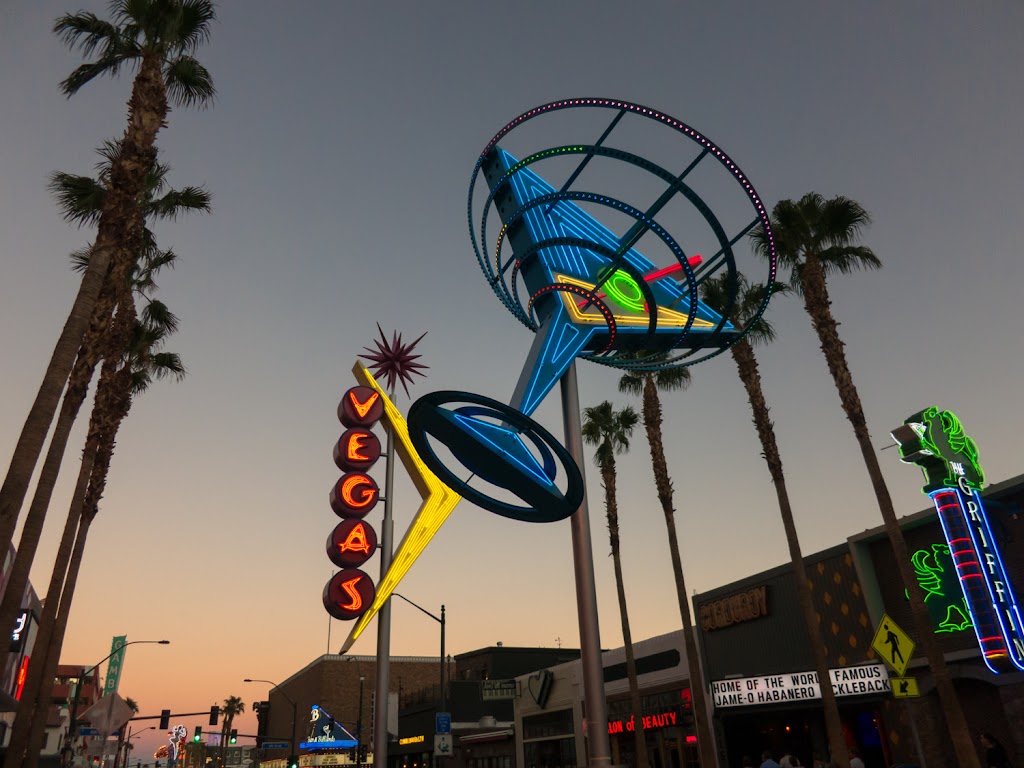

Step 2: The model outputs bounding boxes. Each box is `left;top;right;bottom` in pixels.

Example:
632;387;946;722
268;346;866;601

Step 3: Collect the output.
496;149;731;330
453;413;553;487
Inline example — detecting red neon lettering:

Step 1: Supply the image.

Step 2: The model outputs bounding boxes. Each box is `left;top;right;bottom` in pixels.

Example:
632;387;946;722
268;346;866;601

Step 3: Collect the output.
15;656;29;700
347;431;373;462
339;577;364;611
349;391;380;419
338;523;372;555
341;475;377;509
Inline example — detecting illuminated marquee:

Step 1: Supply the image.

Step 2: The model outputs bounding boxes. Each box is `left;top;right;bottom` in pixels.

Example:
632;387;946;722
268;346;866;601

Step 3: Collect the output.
892;407;1024;673
323;386;385;622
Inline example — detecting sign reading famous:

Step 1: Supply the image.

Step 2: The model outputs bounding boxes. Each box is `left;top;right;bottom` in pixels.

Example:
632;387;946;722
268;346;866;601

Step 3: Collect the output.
699;586;768;631
711;664;889;708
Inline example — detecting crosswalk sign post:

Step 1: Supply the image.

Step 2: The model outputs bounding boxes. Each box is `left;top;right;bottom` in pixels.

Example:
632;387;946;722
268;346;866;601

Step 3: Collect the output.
871;613;915;677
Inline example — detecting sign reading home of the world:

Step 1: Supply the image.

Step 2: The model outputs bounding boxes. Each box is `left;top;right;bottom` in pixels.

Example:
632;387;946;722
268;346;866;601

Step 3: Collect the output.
710;664;889;708
103;635;127;696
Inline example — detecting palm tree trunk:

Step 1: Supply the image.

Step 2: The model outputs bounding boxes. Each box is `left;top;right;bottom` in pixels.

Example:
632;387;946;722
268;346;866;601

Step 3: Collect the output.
24;511;97;768
0;298;111;676
731;339;849;768
639;376;718;768
6;315;130;766
0;48;167;552
800;255;979;768
24;371;131;768
601;459;650;768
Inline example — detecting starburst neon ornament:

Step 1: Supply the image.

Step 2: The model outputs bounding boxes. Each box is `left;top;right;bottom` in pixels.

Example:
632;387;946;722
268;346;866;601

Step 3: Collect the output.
359;324;429;397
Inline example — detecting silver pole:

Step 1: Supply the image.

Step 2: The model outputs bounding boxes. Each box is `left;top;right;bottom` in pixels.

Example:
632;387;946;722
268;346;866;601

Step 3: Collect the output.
373;412;397;768
559;362;611;768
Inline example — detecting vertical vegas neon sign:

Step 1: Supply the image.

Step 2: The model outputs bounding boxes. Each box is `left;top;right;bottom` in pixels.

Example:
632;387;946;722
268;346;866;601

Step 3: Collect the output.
892;407;1024;673
323;387;383;621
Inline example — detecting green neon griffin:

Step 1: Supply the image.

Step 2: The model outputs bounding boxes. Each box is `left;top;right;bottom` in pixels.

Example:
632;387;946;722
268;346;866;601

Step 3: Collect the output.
890;406;985;494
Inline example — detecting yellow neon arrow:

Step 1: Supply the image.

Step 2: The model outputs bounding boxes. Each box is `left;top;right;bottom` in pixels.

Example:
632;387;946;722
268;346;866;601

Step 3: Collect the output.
339;362;462;653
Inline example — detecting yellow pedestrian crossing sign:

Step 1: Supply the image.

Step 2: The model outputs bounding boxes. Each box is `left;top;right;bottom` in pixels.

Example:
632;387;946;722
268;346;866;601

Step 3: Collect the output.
891;677;920;698
871;613;915;677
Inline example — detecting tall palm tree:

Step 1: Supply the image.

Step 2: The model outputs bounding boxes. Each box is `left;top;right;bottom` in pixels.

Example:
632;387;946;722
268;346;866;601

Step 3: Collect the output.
0;0;215;555
581;402;649;768
701;273;848;768
0;149;209;676
752;192;978;768
220;696;246;762
10;307;185;768
616;364;718;768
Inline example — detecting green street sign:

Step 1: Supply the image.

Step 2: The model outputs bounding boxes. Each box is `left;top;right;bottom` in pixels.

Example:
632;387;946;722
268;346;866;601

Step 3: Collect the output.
103;635;127;696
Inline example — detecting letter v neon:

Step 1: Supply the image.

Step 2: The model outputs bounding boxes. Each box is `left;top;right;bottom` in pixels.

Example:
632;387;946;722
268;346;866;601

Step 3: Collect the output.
349;390;380;419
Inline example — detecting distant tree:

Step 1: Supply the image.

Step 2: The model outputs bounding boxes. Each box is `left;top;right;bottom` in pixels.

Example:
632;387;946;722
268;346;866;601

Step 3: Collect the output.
220;696;246;760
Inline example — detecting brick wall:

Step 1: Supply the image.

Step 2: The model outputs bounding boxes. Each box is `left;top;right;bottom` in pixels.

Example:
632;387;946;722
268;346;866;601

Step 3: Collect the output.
264;656;441;756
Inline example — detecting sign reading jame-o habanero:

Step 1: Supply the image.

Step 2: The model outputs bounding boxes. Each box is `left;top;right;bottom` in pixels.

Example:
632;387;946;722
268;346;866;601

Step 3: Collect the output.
699;585;768;631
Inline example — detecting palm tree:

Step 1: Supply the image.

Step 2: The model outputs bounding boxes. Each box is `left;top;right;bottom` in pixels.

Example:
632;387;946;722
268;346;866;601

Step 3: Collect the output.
616;363;718;768
0;0;215;556
752;192;979;768
9;307;185;768
701;273;848;767
220;696;246;762
0;149;209;676
581;401;649;768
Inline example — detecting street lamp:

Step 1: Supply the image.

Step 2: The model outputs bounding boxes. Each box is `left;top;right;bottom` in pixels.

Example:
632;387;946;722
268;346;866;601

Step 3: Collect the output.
119;725;156;768
243;678;298;758
392;594;446;712
64;640;171;768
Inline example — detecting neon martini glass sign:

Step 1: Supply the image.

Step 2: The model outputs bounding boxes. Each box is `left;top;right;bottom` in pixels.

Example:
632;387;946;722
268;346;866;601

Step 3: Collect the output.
891;407;1024;673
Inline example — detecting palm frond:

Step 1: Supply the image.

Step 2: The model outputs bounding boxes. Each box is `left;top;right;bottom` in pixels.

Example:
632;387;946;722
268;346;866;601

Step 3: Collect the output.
175;0;217;53
164;55;215;108
817;245;882;276
617;371;644;396
147;184;212;218
60;56;133;96
69;245;95;273
140;299;180;334
48;172;106;226
149;351;186;382
53;12;121;57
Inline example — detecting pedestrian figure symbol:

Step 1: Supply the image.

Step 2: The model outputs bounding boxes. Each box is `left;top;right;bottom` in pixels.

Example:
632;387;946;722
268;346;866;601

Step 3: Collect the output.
884;623;904;666
871;613;915;677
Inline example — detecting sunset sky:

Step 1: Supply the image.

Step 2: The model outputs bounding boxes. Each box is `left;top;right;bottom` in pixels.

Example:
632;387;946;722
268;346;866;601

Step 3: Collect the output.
2;0;1023;759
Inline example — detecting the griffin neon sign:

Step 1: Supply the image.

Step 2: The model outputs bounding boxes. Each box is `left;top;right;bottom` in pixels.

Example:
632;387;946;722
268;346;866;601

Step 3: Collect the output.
892;407;1024;673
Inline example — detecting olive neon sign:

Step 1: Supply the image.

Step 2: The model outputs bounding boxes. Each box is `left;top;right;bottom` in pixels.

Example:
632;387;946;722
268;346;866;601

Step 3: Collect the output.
324;386;384;621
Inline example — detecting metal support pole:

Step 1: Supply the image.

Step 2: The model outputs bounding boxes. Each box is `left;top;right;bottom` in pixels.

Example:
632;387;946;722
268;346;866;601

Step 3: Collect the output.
374;416;397;768
357;675;364;759
290;699;297;759
439;606;446;713
559;363;611;768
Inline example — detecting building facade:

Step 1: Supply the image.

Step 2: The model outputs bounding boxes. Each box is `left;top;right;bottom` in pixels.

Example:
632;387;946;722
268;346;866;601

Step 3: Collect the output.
513;631;695;768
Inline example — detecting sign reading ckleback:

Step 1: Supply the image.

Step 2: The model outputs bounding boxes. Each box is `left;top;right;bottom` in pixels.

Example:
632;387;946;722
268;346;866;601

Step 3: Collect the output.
891;407;1024;673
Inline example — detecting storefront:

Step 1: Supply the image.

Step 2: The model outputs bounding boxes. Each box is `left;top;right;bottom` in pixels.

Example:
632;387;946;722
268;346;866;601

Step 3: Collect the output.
695;545;892;767
514;631;695;768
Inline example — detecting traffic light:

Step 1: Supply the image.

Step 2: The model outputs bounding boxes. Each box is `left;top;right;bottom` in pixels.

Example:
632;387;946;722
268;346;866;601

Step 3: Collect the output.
358;747;367;764
159;709;170;730
229;730;237;744
193;726;202;743
348;748;357;761
209;706;220;726
288;756;298;768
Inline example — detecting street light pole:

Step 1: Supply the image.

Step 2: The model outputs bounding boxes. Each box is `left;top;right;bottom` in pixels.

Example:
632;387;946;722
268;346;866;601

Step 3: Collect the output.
243;679;298;758
392;594;445;712
64;640;170;768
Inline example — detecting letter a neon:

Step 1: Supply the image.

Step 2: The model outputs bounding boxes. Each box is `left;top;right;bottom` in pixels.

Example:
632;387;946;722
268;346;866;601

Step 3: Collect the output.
349;391;380;419
339;523;372;554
